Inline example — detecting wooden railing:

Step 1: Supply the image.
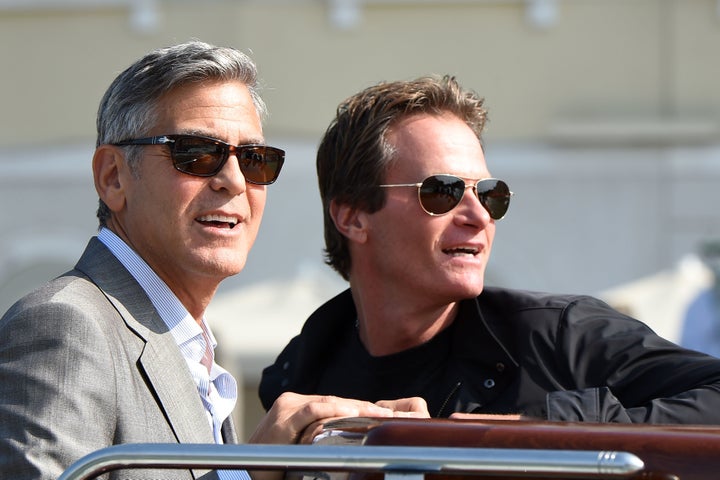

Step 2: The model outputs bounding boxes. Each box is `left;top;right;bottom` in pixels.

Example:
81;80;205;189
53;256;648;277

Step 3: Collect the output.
314;418;720;480
58;418;720;480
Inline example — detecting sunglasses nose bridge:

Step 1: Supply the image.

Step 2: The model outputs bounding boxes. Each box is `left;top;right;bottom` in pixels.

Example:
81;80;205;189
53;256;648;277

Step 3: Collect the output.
212;144;248;184
458;181;478;202
224;144;239;161
458;183;475;206
456;181;494;221
225;144;255;176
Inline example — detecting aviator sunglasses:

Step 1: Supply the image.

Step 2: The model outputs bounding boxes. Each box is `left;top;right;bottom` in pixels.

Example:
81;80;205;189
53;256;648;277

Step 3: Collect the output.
113;134;285;185
380;174;513;219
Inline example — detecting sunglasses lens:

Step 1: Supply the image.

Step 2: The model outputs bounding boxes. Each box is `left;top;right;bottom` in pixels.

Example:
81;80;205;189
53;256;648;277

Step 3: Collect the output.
170;137;285;183
419;175;466;215
237;146;285;185
477;179;511;220
171;137;225;176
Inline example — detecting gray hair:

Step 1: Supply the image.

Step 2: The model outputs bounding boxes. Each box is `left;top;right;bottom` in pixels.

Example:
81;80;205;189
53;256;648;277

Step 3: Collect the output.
95;41;266;226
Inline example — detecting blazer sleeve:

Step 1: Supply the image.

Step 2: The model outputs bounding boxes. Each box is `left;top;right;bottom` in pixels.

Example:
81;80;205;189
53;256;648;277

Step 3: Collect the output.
546;296;720;424
0;292;118;480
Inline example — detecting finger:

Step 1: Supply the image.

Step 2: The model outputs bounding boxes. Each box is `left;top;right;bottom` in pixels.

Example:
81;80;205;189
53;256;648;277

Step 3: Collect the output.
298;418;333;444
250;394;397;445
296;396;396;422
376;397;430;416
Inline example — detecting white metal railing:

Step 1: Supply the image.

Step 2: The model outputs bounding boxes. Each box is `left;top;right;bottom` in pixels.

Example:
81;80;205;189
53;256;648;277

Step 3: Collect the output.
58;443;644;480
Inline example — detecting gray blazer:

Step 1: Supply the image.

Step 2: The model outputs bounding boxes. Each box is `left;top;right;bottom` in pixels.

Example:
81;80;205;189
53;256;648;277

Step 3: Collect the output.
0;237;237;479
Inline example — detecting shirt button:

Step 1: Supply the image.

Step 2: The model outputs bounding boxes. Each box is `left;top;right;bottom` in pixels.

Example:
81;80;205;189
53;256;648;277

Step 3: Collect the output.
281;378;289;387
282;361;290;370
484;378;496;389
496;362;505;372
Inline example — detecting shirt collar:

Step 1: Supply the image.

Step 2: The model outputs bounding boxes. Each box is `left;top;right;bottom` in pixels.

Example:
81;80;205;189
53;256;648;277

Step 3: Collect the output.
96;227;205;345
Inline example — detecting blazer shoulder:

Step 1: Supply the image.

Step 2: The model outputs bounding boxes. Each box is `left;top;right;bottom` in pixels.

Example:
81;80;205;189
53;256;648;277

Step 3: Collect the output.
0;270;129;346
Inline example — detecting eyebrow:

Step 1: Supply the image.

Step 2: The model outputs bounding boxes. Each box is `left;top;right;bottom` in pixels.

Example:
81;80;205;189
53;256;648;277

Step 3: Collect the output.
178;129;266;145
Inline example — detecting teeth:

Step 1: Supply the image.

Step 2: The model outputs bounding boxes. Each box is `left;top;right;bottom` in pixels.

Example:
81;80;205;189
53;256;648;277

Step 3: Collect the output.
443;247;478;256
197;214;239;227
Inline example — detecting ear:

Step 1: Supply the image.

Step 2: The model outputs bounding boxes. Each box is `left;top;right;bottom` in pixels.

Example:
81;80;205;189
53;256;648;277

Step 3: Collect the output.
92;144;128;214
329;199;369;244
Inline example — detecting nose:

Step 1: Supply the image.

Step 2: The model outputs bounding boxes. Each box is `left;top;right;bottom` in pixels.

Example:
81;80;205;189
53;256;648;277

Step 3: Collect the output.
210;153;247;195
453;184;492;226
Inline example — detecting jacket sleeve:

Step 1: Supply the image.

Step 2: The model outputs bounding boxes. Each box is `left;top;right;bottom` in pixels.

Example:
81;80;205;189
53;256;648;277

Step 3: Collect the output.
0;296;117;480
545;296;720;424
258;337;300;411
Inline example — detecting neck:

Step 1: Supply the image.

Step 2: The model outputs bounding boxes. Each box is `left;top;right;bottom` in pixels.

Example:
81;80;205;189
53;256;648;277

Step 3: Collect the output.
152;264;219;323
351;283;459;357
103;222;219;324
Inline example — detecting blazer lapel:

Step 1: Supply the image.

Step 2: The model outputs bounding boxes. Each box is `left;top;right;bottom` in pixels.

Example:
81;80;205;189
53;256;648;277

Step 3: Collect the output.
75;238;215;445
221;416;239;444
137;331;216;444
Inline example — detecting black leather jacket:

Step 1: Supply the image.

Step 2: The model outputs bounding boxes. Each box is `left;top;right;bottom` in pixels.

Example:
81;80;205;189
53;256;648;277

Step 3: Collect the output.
260;287;720;424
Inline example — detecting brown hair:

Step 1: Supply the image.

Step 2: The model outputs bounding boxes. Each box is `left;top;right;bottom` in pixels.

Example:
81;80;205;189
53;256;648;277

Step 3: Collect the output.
316;75;488;280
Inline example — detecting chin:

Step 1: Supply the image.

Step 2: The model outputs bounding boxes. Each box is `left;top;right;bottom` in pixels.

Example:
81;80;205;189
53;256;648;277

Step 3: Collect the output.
434;281;484;302
455;278;485;299
198;252;247;278
459;287;485;300
220;258;247;277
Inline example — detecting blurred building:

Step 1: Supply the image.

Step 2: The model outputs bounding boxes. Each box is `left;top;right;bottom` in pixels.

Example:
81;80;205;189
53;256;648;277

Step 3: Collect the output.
1;0;719;437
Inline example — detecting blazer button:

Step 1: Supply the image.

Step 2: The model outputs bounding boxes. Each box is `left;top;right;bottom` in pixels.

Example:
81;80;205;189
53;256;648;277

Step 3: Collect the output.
495;362;505;372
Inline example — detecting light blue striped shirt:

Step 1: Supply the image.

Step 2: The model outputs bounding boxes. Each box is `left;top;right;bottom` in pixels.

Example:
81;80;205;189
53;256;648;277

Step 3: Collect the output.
98;228;250;480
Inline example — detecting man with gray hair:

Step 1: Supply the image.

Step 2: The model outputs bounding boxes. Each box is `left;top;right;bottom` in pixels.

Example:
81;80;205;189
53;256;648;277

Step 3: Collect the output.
0;41;426;480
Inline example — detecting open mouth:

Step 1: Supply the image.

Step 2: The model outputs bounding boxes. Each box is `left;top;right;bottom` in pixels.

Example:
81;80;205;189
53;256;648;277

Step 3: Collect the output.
441;246;479;257
196;214;239;229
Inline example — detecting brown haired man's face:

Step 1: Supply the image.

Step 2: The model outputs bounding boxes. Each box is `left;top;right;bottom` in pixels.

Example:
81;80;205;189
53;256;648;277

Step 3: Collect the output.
359;112;496;305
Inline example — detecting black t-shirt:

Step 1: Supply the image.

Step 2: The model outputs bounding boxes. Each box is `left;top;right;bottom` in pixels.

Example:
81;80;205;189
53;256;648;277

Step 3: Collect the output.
315;321;463;416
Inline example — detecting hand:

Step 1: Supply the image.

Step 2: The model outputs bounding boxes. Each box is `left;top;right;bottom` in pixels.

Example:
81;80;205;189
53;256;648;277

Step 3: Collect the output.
248;392;427;446
296;396;431;445
247;392;428;480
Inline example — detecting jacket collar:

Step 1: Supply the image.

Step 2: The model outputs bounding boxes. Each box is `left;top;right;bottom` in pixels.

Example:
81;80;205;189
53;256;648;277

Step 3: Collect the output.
74;237;217;446
276;287;520;413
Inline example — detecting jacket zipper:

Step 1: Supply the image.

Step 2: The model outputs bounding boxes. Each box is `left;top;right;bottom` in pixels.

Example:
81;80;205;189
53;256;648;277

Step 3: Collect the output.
436;381;462;417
